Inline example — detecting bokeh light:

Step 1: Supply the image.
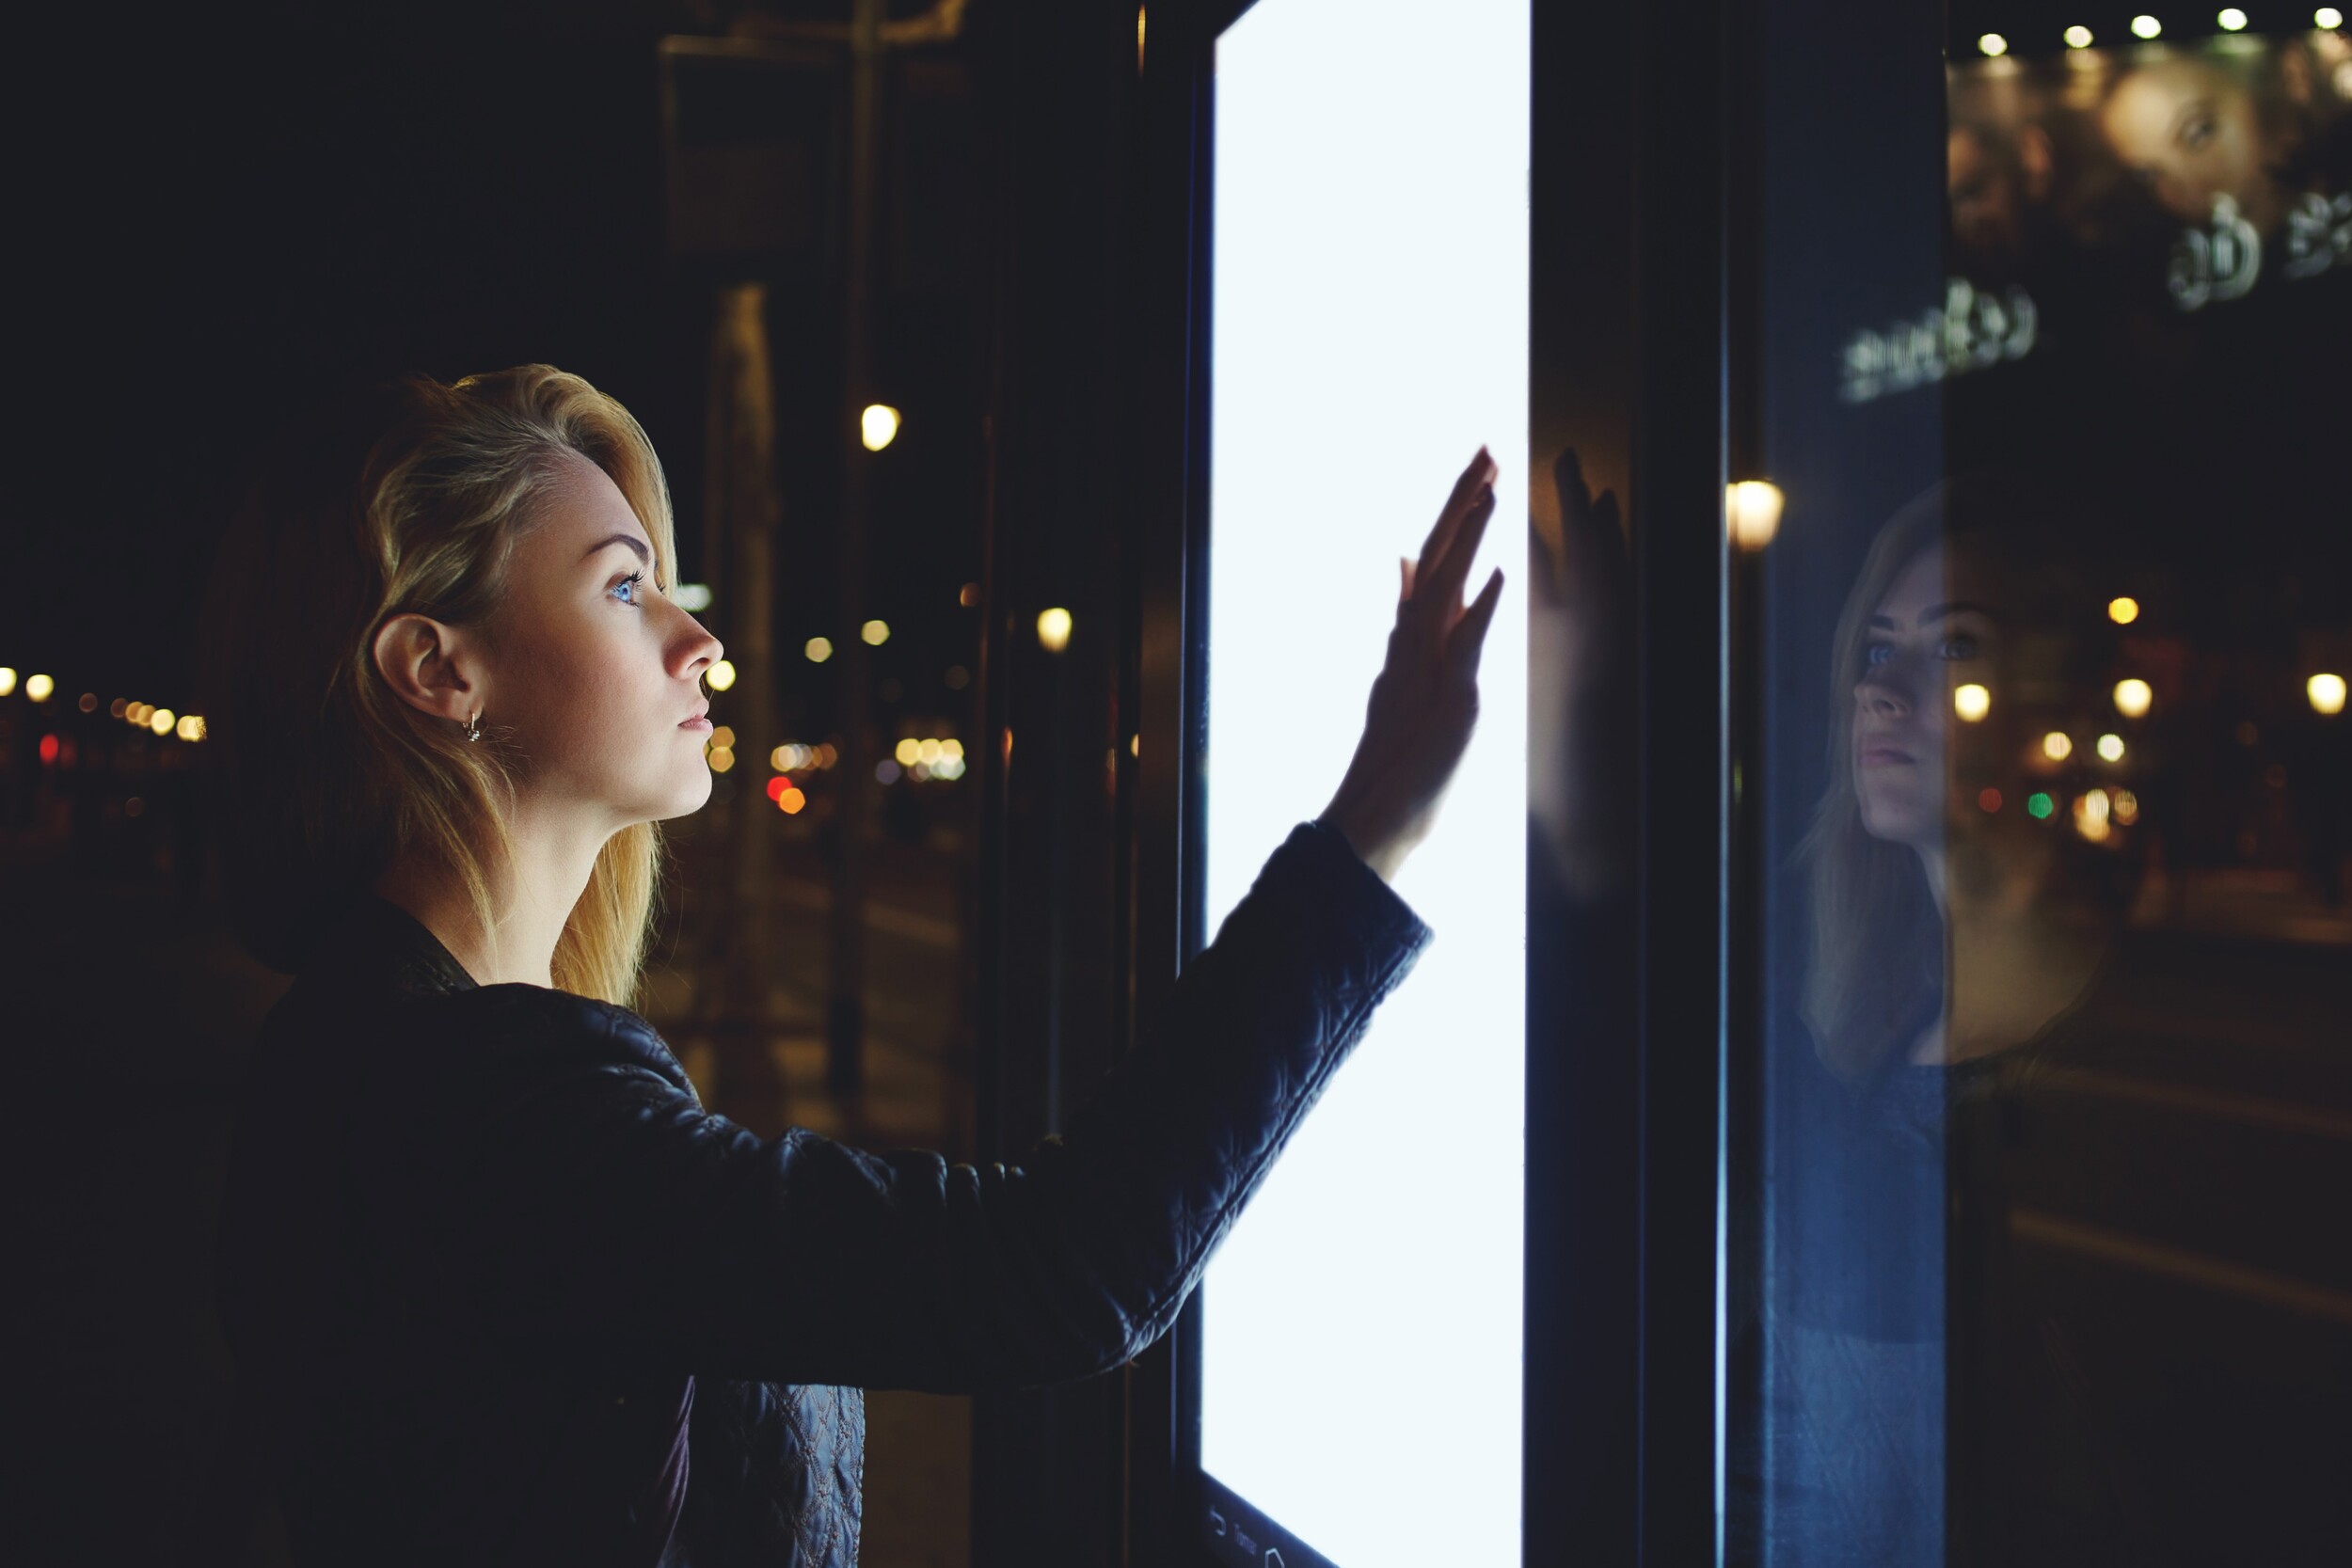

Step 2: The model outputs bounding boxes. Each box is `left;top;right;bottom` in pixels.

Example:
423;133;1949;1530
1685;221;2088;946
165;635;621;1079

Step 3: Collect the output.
2027;791;2056;819
2309;673;2347;715
707;658;737;691
860;404;901;451
806;637;834;663
26;673;55;702
2042;731;2074;761
1979;32;2009;55
2096;733;2125;761
1954;683;1992;721
2065;24;2095;47
2131;13;2163;38
2218;8;2249;31
1037;607;1073;653
0;667;16;697
861;620;891;646
2113;678;2153;718
1725;481;1785;549
2107;596;2139;624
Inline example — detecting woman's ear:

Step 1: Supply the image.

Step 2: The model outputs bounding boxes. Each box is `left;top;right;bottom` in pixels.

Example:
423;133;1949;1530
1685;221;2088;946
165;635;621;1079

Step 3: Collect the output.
372;611;481;724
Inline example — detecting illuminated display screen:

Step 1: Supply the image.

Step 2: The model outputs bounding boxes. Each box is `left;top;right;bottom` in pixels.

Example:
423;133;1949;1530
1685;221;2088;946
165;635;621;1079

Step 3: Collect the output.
1197;1;1529;1562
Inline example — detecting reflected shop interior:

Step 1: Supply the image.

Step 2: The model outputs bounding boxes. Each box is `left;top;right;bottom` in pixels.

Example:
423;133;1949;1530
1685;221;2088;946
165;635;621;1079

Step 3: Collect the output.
8;2;2349;1566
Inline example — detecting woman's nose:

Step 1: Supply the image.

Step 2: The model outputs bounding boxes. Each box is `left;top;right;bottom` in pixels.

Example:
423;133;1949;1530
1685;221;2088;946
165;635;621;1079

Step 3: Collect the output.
1854;667;1913;718
675;612;723;679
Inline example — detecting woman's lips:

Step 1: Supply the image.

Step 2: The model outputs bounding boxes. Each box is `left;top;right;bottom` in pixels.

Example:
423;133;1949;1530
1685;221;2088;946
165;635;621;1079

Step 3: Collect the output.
681;716;713;732
1859;744;1916;768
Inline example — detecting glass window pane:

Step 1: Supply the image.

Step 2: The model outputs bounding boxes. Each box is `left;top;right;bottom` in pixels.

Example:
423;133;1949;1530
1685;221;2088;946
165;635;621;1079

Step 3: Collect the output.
1731;15;2352;1564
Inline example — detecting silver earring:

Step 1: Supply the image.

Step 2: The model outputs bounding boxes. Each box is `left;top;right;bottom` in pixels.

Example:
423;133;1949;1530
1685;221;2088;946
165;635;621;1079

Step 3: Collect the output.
464;711;483;743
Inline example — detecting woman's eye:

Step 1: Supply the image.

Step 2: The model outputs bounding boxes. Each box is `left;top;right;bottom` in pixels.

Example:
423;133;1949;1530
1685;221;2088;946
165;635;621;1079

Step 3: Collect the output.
1938;634;1980;660
613;570;646;606
1863;642;1895;669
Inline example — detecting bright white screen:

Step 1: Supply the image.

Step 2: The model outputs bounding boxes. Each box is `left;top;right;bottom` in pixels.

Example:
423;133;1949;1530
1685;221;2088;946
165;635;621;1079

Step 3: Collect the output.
1198;2;1528;1563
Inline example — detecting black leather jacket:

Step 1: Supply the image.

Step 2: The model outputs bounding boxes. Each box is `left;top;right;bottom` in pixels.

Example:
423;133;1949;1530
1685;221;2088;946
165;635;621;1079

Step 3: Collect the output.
215;819;1432;1566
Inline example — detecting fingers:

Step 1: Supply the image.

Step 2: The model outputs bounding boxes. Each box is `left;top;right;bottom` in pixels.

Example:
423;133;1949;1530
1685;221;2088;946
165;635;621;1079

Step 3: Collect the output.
1419;446;1500;583
1425;485;1497;623
1446;566;1506;679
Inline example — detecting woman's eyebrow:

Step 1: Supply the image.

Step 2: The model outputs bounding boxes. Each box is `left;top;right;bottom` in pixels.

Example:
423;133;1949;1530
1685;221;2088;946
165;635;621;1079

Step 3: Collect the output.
583;533;652;567
1917;600;1994;624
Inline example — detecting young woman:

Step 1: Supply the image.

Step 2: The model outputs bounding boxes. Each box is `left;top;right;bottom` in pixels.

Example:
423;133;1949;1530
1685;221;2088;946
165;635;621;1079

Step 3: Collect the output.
1757;477;2146;1566
199;364;1504;1566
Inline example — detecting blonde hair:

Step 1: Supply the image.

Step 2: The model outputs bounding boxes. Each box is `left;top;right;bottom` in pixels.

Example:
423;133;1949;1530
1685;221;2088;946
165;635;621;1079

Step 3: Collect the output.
1796;488;1947;1082
198;364;679;1006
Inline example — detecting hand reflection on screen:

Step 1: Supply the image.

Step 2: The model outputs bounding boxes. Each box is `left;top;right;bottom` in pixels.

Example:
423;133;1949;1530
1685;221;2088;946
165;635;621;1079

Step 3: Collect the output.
1529;448;1633;905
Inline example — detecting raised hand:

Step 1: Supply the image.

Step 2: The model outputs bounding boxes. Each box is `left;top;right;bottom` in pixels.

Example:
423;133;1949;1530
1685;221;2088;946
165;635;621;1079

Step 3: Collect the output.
1316;447;1507;883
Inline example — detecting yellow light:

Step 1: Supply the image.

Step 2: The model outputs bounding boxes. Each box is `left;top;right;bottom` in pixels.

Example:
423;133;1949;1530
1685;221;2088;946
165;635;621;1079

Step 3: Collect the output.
675;583;714;612
895;736;921;767
707;659;737;691
917;738;943;765
2042;731;2074;761
2065;24;2095;46
151;707;176;736
2096;733;2125;761
177;715;207;741
709;725;736;750
2311;673;2348;715
959;582;979;608
1129;733;1139;757
1137;5;1147;71
0;667;16;696
25;673;54;702
861;620;890;646
707;745;735;773
805;637;834;664
108;697;126;717
1037;607;1073;653
860;404;901;451
1724;481;1785;550
2131;13;2162;38
943;737;964;760
2218;8;2249;30
2321;8;2346;27
2074;787;2113;841
1979;32;2010;55
1954;683;1992;721
2107;596;2139;625
779;786;805;815
2114;678;2153;718
2112;789;2140;824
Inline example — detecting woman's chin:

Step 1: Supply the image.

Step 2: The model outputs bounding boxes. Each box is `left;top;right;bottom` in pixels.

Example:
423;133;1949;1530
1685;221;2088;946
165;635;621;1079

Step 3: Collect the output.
1857;793;1941;848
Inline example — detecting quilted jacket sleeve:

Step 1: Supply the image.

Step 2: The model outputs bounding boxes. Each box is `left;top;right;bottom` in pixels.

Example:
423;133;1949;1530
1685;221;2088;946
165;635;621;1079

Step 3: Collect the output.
351;820;1432;1393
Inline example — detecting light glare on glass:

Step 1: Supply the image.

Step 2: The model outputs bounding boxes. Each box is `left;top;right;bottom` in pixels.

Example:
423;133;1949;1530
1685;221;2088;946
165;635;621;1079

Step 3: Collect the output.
2311;673;2348;715
1036;607;1073;653
2132;13;2163;37
2114;677;2153;717
1725;481;1785;549
860;404;901;451
1954;683;1992;721
1979;32;2010;55
2065;24;2096;46
707;658;738;691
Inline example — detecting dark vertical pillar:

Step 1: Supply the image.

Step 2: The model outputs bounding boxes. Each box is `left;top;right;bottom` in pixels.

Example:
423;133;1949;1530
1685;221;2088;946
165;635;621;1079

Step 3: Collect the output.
968;1;1138;1564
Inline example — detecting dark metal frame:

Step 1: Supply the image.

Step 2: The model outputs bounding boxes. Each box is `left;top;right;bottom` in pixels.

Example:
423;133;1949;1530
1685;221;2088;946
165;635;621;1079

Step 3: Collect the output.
1120;1;1740;1563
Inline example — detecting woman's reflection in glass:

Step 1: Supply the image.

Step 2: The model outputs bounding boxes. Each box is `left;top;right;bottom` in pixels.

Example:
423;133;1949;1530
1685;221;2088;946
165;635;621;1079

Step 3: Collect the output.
1769;477;2148;1565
